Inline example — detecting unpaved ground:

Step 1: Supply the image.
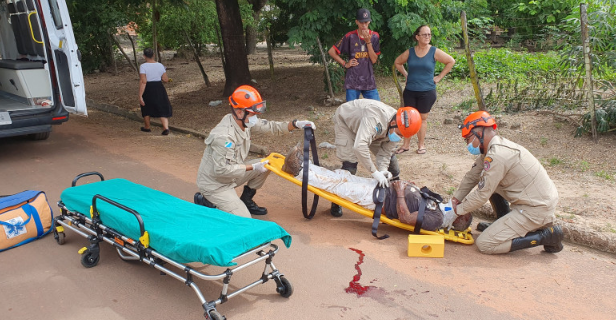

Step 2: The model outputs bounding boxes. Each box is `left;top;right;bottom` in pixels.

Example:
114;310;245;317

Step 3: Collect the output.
85;46;616;253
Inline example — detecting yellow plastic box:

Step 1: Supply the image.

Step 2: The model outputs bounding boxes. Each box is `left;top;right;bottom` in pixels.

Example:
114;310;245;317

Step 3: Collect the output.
408;234;444;258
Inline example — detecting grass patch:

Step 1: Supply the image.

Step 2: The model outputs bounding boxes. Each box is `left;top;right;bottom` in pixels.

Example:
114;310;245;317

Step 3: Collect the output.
540;137;548;147
446;187;455;195
580;160;590;172
548;157;563;166
594;170;614;181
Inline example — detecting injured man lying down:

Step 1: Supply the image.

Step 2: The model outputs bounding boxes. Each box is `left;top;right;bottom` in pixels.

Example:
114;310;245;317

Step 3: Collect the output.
282;145;472;231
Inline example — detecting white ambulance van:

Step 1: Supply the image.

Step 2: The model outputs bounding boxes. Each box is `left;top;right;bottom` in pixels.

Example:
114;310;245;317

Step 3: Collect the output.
0;0;86;140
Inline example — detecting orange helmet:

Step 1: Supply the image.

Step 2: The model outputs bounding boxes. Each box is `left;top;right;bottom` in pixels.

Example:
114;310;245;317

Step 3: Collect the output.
459;111;497;137
229;85;266;113
395;107;421;138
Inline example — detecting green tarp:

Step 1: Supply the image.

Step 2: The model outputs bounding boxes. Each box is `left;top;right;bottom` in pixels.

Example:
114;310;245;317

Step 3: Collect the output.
61;179;291;267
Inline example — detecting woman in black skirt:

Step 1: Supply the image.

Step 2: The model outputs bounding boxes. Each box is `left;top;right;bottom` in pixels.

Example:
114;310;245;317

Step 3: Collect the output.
138;48;172;135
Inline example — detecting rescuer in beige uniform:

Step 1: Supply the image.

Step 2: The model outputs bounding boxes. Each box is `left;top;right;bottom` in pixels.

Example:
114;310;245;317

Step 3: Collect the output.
196;85;315;218
442;111;563;254
330;99;421;216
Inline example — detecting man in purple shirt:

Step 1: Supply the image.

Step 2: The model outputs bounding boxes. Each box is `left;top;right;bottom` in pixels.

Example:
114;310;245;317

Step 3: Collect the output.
328;8;381;102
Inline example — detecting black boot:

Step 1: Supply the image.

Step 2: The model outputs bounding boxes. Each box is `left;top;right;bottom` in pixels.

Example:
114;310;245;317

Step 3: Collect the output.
240;186;268;215
194;192;216;208
476;222;491;232
510;225;564;253
330;203;343;217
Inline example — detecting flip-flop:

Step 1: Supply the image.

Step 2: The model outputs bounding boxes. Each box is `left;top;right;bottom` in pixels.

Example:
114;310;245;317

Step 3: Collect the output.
395;147;410;154
416;148;427;154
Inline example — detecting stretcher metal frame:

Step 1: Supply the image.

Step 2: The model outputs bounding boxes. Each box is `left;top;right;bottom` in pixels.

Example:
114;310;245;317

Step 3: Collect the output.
53;172;293;320
264;152;474;244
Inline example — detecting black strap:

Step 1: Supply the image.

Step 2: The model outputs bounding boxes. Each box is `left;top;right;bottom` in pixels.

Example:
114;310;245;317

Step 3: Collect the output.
413;197;426;234
301;127;320;219
370;186;389;240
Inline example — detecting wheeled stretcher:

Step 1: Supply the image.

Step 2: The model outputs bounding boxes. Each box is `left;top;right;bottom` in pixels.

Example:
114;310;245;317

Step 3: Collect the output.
53;172;293;320
264;149;474;244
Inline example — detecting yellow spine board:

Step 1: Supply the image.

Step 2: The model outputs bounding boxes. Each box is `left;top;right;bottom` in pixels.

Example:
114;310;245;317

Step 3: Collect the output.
264;153;474;244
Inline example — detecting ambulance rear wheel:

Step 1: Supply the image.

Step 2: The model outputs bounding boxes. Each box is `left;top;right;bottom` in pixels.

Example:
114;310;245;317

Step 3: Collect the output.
81;250;100;268
276;276;293;298
208;310;225;320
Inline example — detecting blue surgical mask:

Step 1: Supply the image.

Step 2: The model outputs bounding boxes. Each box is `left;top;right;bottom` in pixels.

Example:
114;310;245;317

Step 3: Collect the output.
466;136;481;155
246;115;258;128
388;131;402;142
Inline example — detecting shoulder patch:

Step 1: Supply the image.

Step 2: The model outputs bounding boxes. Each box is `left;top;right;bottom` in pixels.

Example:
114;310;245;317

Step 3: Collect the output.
224;141;234;148
484;156;493;171
375;123;382;134
478;176;486;189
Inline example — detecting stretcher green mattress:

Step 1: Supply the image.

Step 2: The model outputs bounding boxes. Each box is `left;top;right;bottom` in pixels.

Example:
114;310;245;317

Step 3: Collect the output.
60;179;292;267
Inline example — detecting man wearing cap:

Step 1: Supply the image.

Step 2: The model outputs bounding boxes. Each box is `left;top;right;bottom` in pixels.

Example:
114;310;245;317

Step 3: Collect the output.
442;111;564;254
328;8;381;102
195;85;315;218
329;100;421;217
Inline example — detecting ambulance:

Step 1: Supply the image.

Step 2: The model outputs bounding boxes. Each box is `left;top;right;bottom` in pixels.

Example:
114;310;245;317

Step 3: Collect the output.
0;0;86;140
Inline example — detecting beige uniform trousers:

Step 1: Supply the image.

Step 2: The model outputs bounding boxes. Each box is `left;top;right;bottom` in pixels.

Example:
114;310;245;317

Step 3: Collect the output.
202;158;269;219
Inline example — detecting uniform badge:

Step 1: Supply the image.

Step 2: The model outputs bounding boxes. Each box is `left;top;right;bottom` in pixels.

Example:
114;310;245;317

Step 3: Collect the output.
225;141;234;148
478;176;486;190
375;123;382;134
484;156;493;171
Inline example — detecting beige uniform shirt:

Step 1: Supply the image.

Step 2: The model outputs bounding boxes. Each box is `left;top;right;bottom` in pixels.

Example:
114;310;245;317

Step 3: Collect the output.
334;100;397;173
196;114;290;193
454;136;559;221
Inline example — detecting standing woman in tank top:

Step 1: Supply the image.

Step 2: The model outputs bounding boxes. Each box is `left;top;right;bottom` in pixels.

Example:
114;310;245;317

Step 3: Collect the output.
139;48;172;135
393;25;455;154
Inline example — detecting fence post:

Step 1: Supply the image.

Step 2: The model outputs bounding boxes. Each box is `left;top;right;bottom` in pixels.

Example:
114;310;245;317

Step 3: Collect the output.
461;11;485;111
580;3;597;142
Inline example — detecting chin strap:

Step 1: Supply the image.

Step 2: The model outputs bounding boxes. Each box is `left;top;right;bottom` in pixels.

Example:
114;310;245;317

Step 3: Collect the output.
231;106;248;128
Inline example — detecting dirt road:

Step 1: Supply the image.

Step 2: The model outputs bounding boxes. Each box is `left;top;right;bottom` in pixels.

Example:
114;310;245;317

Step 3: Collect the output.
1;110;615;320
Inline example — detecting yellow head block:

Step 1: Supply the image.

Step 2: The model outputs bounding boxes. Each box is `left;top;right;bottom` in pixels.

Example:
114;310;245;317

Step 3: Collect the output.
408;234;444;258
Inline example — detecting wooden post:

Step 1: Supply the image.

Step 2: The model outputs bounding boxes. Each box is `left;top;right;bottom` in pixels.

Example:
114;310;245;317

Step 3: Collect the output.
317;37;335;99
581;4;597;142
461;11;486;111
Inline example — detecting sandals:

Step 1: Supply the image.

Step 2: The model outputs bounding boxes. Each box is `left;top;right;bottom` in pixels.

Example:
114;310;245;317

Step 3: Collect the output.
395;147;410;154
416;148;427;154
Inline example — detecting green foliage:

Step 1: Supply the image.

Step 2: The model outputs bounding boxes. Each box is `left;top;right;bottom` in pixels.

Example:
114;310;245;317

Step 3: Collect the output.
548;157;563;166
68;0;140;72
324;63;346;94
448;48;562;81
576;102;616;136
155;0;219;53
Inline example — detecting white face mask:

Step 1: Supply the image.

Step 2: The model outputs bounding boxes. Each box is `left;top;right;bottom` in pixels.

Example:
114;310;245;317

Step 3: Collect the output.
245;114;258;128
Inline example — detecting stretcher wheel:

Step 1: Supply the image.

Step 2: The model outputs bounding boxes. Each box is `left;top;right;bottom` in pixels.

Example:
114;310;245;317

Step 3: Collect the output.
55;232;66;245
207;310;225;320
81;249;100;268
276;276;293;298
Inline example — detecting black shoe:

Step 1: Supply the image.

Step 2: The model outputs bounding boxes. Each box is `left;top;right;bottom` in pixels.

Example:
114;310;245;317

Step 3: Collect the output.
161;129;170;135
476;222;491;232
194;192;216;208
330;203;343;217
240;186;268;215
141;127;151;132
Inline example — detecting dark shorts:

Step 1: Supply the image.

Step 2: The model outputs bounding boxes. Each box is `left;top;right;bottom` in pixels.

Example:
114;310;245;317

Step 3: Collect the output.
403;89;437;114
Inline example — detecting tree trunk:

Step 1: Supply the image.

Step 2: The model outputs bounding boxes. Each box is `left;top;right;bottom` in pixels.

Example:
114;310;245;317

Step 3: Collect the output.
215;24;225;71
215;0;252;96
184;31;211;87
110;33;138;74
152;0;159;61
127;32;139;71
246;0;267;55
265;27;274;78
580;4;597;142
461;11;486;111
316;37;334;98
